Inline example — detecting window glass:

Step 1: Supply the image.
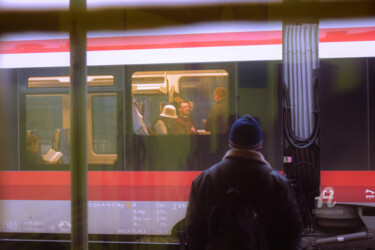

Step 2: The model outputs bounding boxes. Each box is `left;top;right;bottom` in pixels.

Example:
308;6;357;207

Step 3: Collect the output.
131;70;229;135
26;95;63;154
92;95;117;154
179;75;229;132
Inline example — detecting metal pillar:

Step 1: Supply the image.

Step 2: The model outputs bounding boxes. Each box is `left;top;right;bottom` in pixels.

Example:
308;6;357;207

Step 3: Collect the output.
282;1;320;231
69;0;88;249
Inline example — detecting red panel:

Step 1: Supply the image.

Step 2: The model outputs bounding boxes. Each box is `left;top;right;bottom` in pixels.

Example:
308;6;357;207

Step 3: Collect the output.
0;171;70;186
88;186;191;201
0;171;200;186
87;171;200;186
0;186;70;200
320;27;375;43
319;186;375;203
321;171;375;186
0;171;200;201
1;171;375;203
320;171;375;203
0;185;191;201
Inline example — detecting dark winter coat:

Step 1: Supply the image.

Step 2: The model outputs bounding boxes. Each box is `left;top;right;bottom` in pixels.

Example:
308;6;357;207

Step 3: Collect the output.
185;148;303;250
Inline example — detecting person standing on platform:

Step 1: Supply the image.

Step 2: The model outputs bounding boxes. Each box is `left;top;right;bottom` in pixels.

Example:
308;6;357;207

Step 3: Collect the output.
186;114;302;250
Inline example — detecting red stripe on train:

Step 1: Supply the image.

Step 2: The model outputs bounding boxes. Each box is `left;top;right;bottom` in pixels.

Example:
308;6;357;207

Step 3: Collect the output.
0;171;200;186
0;31;282;54
0;185;191;201
319;27;375;43
0;171;198;201
319;186;375;203
0;171;375;202
321;171;375;186
320;171;375;203
0;27;374;54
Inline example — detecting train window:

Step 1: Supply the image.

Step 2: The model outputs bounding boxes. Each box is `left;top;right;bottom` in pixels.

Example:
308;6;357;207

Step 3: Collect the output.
179;73;229;133
88;94;118;164
28;75;114;88
26;95;66;155
91;95;117;154
131;70;229;135
24;75;118;166
25;94;70;166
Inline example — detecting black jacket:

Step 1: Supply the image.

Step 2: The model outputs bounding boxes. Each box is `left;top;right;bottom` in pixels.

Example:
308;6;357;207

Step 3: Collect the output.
185;149;302;250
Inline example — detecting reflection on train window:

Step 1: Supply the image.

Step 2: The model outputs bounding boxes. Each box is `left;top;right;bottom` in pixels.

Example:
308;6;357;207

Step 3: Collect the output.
91;95;117;154
131;70;229;135
26;95;65;154
88;94;118;165
25;75;118;166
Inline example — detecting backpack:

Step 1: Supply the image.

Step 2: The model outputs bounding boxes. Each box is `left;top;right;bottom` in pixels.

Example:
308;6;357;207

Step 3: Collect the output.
206;189;268;250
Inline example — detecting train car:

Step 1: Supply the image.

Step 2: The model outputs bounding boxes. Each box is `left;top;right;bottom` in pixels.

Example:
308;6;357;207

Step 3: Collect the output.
0;18;374;249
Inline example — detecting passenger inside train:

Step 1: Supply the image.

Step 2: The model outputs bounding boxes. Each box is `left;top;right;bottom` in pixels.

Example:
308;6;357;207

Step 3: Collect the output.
175;101;197;135
131;70;230;136
26;134;45;165
132;97;149;135
26;134;61;164
203;87;230;134
151;105;178;135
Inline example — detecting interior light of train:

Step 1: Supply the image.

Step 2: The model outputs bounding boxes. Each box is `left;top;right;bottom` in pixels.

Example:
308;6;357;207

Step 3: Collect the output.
132;75;168;94
184;72;229;77
136;85;165;90
28;75;114;88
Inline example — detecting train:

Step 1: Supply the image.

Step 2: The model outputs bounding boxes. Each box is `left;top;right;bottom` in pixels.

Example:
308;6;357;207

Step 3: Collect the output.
0;17;375;249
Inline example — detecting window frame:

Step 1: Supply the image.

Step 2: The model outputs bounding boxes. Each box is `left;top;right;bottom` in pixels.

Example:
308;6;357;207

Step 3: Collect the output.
124;63;236;171
18;66;125;170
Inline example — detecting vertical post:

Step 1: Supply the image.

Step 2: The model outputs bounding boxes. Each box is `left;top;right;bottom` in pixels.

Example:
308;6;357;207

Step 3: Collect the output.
70;0;88;249
282;0;320;232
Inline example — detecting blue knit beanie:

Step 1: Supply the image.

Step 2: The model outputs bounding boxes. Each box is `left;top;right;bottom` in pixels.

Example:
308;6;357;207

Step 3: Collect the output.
229;114;262;150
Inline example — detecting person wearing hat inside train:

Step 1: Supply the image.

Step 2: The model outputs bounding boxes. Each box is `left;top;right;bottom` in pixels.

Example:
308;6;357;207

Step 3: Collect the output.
152;105;178;135
185;114;303;250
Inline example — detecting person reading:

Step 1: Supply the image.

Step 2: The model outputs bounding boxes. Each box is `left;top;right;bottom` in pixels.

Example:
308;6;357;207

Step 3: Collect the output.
26;134;62;164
